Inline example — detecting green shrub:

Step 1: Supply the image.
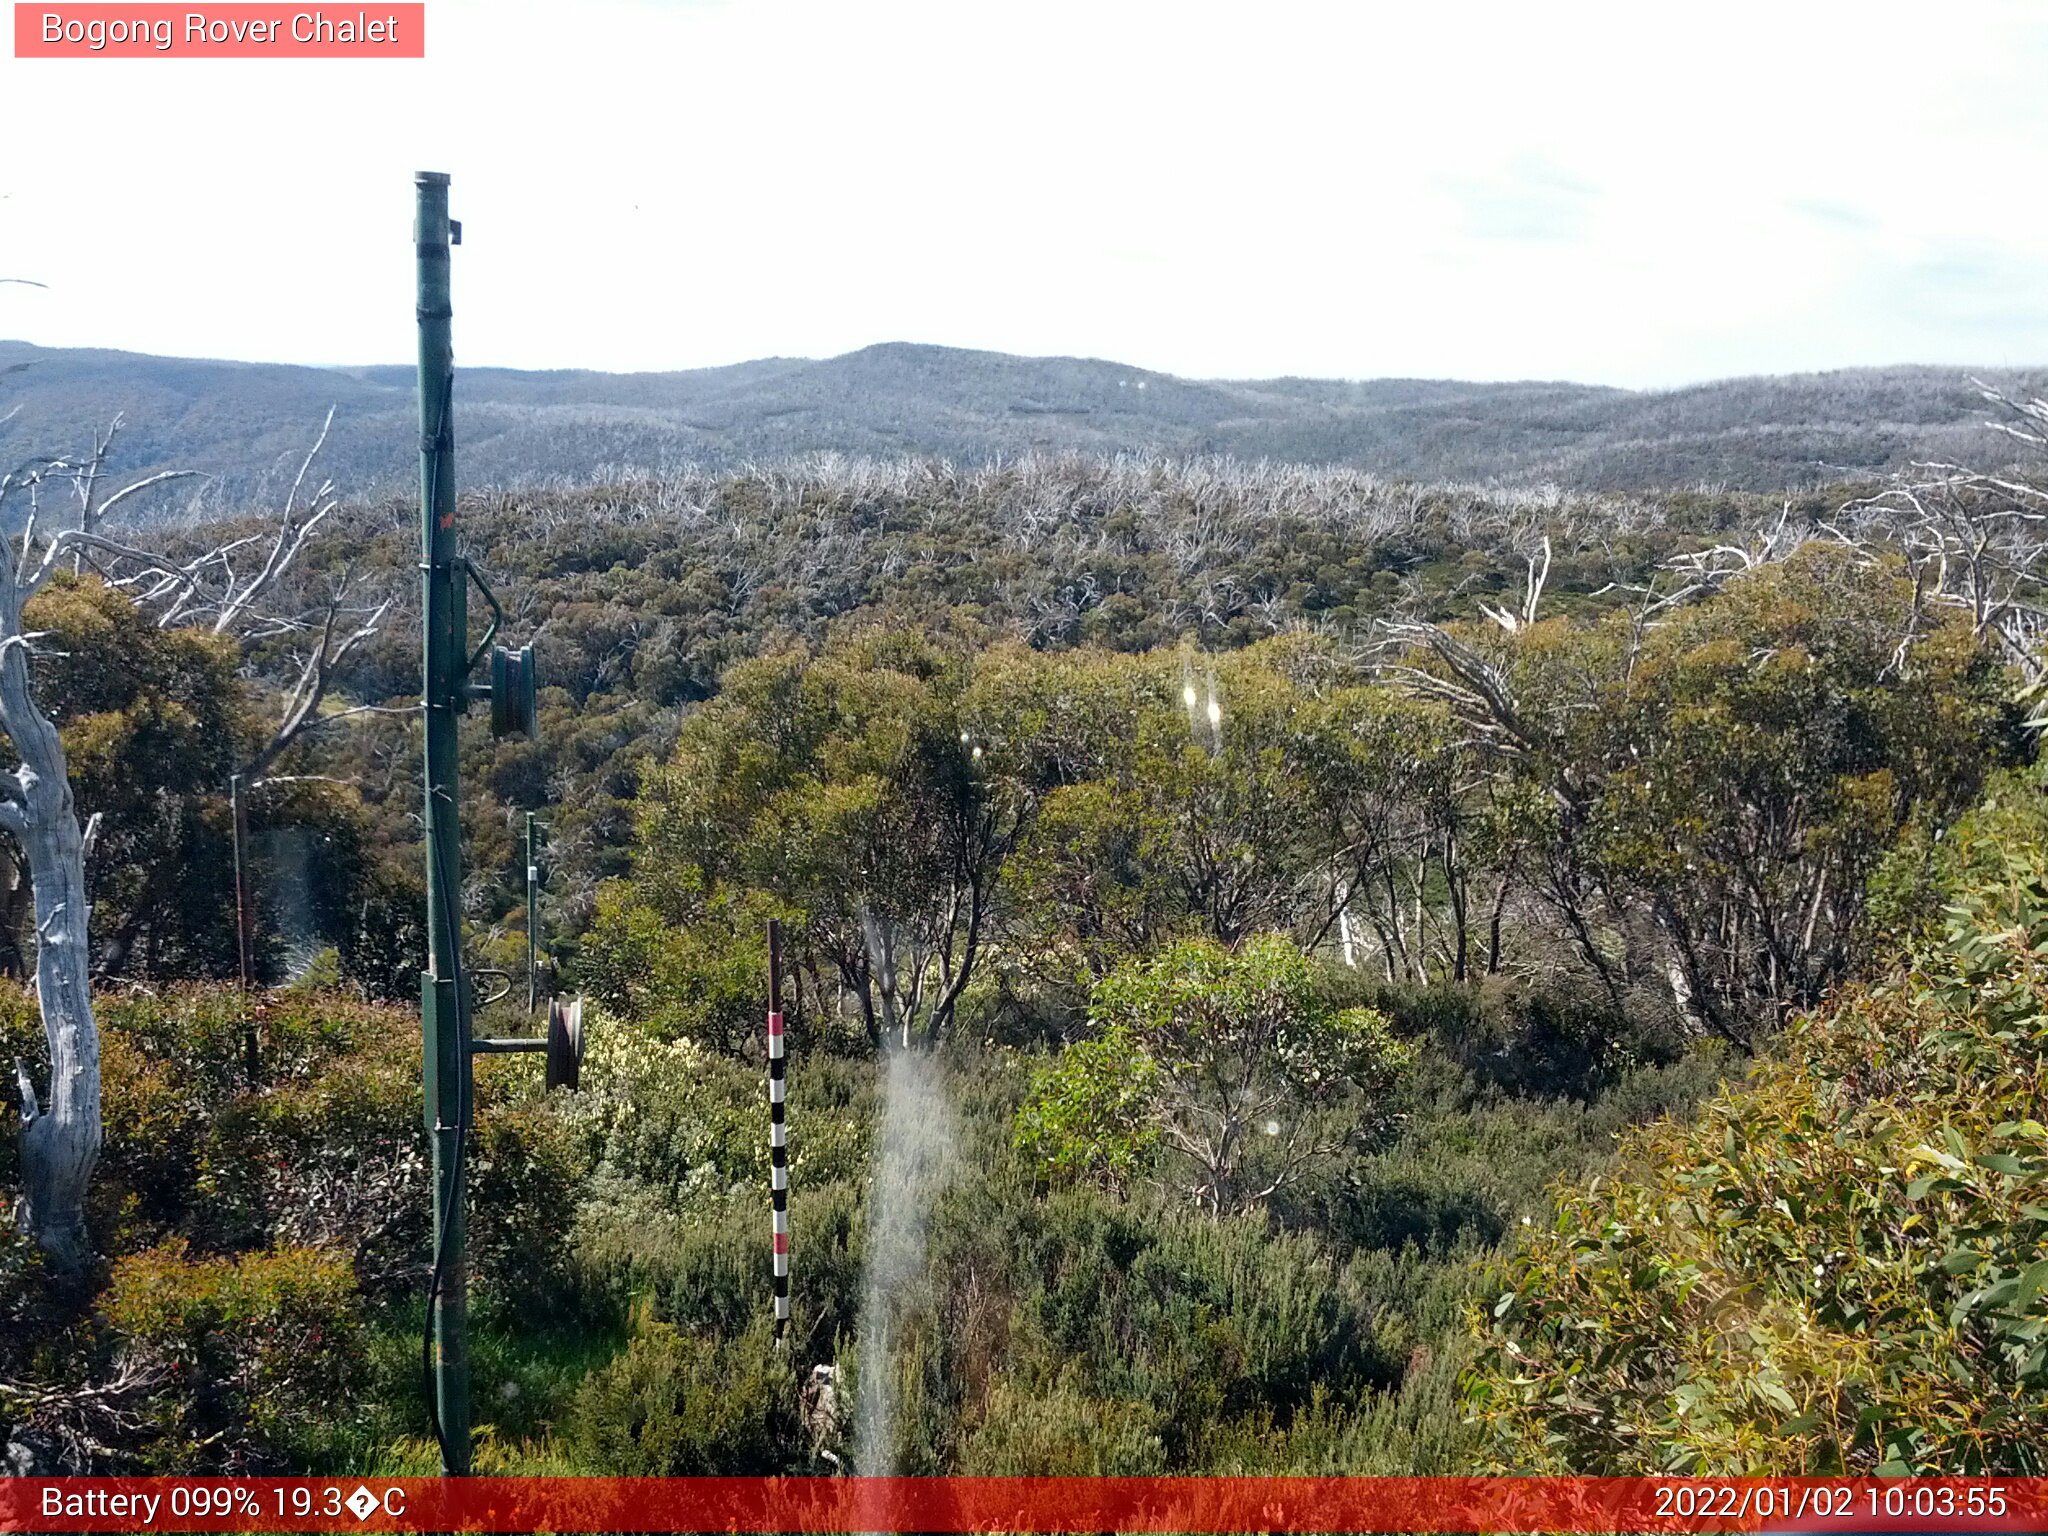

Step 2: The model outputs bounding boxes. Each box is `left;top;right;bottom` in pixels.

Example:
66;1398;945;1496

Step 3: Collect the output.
563;1016;775;1203
1468;767;2048;1474
1021;936;1411;1215
0;1221;67;1400
1013;1023;1160;1192
1192;1345;1481;1473
566;1320;800;1473
958;1381;1165;1474
60;986;586;1309
563;1014;873;1239
938;1187;1402;1465
466;1079;587;1320
102;1242;365;1471
196;1012;425;1287
581;877;792;1056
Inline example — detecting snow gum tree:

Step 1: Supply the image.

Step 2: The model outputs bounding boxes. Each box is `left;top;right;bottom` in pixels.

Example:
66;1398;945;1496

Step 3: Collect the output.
3;418;369;1268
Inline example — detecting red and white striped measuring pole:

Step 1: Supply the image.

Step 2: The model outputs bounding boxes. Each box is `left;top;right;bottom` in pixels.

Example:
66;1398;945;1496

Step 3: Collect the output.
767;919;790;1347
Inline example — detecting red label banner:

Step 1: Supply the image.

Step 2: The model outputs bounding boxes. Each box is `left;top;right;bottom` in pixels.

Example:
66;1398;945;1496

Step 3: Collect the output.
3;1476;2047;1533
14;4;424;57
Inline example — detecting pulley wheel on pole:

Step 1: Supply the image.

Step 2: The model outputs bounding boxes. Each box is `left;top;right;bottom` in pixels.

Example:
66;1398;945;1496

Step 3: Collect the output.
546;995;585;1091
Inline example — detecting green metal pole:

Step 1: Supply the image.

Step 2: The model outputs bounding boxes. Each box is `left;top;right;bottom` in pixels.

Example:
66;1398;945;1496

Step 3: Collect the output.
229;773;259;1084
536;811;544;1015
230;773;253;992
416;169;470;1477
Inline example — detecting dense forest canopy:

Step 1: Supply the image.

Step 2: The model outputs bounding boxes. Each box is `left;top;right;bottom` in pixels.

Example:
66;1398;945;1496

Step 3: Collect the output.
4;412;2048;1476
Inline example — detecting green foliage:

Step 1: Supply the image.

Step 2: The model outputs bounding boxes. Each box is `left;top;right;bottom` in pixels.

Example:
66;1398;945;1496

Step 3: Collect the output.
1006;778;1164;988
246;780;424;1001
19;576;246;981
957;1381;1168;1474
3;444;2025;1477
11;995;574;1368
593;628;1038;1048
546;1019;1694;1478
1359;976;1686;1104
1438;547;2019;1043
1053;935;1411;1214
598;548;2013;1083
564;1011;869;1207
996;644;1472;988
262;458;1818;1003
465;1073;587;1319
3;967;1724;1477
33;985;577;1305
2;982;594;1470
991;1192;1403;1455
580;877;784;1053
1013;1024;1161;1193
566;1320;801;1474
0;577;407;992
1591;548;2008;1028
1468;764;2048;1474
102;1241;365;1470
1093;934;1408;1098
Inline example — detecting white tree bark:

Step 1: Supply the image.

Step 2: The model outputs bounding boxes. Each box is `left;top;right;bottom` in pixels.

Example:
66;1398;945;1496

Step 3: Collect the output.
1;584;99;1271
0;430;199;1265
0;413;366;1268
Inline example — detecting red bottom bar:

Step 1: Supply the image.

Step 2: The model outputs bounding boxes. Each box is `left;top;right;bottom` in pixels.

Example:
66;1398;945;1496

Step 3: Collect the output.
5;1476;2046;1533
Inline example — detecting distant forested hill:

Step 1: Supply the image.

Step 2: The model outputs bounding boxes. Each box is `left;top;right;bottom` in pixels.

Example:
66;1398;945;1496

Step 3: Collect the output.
0;338;2036;507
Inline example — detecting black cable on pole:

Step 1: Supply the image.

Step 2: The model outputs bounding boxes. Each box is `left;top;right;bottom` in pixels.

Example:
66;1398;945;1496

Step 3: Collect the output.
422;786;470;1473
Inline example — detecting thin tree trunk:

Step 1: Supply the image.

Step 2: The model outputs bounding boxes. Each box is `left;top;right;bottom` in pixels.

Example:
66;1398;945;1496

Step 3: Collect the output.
1380;864;1408;977
1412;841;1428;984
1550;868;1626;1013
1365;913;1397;983
1487;864;1513;975
1444;832;1468;984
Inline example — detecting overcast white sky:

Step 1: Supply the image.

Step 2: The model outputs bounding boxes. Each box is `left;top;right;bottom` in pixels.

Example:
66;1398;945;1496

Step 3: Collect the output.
3;0;2044;387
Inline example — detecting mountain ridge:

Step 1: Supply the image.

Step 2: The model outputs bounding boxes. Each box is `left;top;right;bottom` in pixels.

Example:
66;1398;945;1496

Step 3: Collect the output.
1;338;2037;509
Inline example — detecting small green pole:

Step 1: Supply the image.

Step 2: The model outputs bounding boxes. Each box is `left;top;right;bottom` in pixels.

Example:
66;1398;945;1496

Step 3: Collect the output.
526;811;539;1014
230;773;253;991
230;772;259;1083
416;168;470;1477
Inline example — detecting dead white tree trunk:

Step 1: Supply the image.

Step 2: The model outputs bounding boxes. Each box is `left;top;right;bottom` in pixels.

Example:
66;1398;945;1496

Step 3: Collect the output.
160;407;397;780
0;435;194;1267
0;592;97;1270
0;410;379;1263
